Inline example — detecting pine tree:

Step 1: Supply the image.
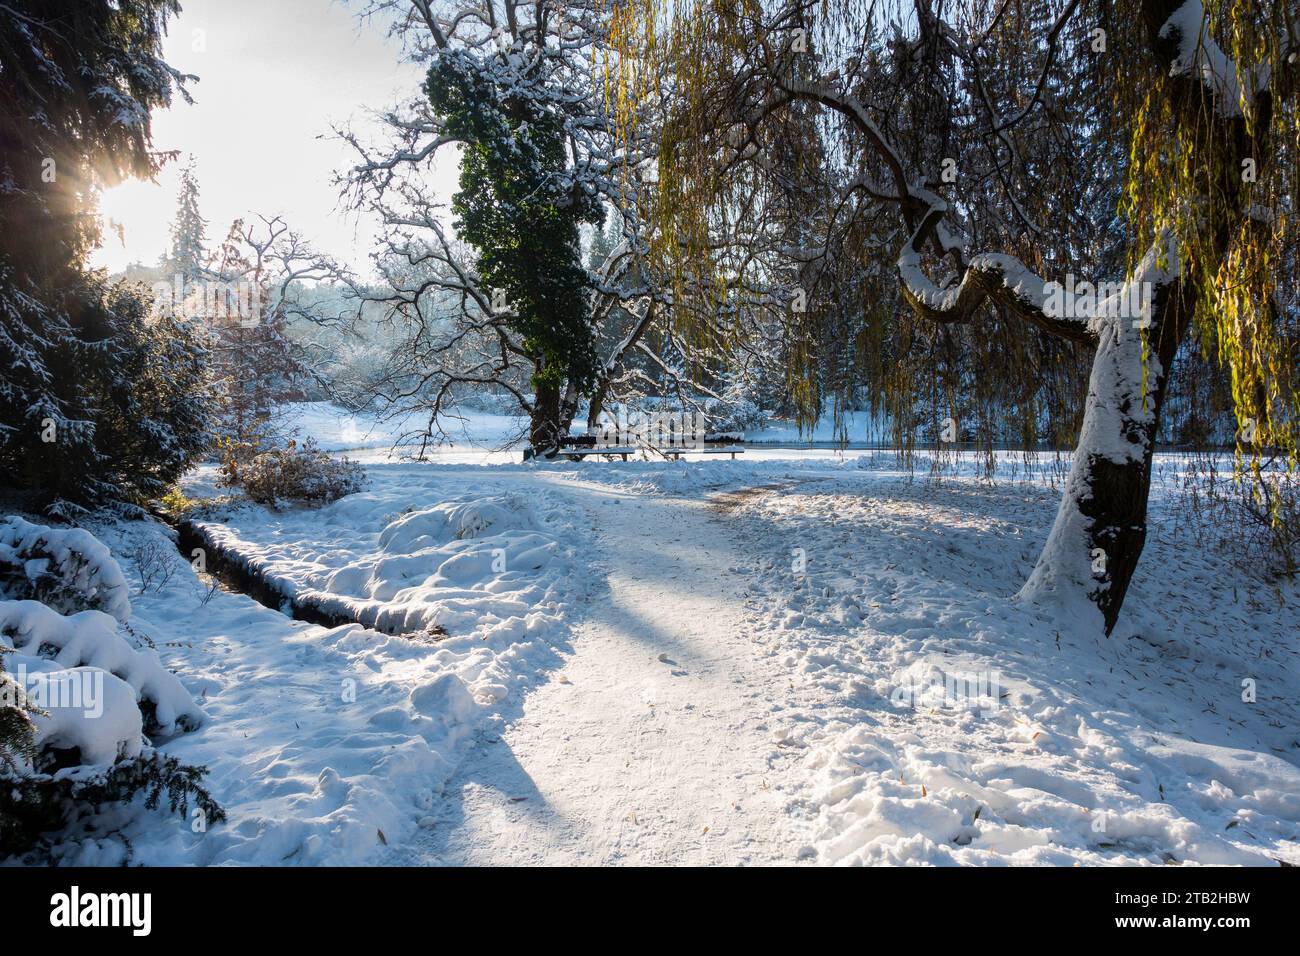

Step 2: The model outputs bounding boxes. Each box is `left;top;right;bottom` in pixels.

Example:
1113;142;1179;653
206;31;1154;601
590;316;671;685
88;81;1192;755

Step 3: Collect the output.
587;213;619;271
165;157;208;282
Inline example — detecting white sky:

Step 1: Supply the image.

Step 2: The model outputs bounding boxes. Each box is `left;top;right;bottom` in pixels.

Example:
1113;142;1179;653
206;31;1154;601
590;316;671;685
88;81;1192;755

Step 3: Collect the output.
91;0;455;275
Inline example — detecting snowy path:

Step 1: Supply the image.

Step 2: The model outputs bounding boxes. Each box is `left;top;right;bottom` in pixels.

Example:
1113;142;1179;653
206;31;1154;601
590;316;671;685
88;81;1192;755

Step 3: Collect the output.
396;480;804;865
118;446;1298;867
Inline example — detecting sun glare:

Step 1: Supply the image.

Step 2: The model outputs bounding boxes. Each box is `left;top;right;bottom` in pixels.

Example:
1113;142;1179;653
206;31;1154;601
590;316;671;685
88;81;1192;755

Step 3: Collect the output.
92;174;177;273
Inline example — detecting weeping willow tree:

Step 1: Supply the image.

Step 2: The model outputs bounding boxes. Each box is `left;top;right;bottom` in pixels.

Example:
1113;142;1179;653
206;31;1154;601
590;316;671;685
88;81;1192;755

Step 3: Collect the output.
605;0;1298;632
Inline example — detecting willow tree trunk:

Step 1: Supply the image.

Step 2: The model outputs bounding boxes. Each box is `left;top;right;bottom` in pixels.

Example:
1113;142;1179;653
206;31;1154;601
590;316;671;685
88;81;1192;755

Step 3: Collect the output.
1015;0;1262;634
1018;269;1193;633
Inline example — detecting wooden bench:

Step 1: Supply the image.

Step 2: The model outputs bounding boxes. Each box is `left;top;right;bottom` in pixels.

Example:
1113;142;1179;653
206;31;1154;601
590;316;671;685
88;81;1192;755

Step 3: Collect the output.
657;445;745;460
525;441;745;461
524;445;636;461
558;445;636;461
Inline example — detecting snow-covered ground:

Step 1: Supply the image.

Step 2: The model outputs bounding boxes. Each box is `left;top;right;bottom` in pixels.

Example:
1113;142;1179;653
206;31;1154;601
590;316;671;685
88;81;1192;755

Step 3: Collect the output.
279;399;892;455
56;465;594;865
280;401;526;458
10;405;1297;866
388;480;803;864
723;462;1300;865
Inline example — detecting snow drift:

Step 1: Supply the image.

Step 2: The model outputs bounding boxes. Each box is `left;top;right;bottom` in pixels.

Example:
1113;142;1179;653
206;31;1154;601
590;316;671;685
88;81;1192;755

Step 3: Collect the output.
86;470;596;865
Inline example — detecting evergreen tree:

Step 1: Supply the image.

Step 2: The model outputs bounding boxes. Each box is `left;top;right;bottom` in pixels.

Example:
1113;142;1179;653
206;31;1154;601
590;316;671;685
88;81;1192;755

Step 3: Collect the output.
166;156;208;282
0;0;210;509
587;213;619;272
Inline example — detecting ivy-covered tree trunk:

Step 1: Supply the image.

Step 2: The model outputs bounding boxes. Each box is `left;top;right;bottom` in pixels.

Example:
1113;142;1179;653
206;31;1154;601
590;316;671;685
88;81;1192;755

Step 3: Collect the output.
425;50;603;459
529;375;566;457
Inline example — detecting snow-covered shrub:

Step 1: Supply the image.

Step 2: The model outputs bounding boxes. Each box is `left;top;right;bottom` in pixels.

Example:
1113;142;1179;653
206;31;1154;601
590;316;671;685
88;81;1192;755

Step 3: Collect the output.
237;439;366;506
0;521;215;860
0;749;224;861
0;603;216;860
0;651;37;774
1;598;204;743
0;516;132;622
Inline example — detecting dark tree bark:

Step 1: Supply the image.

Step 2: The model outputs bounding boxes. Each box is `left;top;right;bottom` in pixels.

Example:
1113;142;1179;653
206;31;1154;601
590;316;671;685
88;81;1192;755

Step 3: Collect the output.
529;376;566;457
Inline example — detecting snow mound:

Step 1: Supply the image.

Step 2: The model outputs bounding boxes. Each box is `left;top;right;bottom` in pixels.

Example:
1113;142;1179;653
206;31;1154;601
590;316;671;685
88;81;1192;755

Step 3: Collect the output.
292;495;546;631
312;494;563;636
0;516;131;623
196;489;573;642
18;662;144;765
377;494;540;550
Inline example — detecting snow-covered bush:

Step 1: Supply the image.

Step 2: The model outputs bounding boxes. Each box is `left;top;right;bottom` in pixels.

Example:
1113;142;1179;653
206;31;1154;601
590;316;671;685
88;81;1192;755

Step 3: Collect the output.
0;516;132;622
237;439;366;506
704;380;767;434
1;599;204;740
0;749;224;861
0;518;215;860
0;653;36;774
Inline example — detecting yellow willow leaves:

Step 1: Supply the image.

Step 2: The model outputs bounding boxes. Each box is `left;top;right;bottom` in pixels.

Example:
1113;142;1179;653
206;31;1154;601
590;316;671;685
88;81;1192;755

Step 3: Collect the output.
600;0;657;170
607;0;1296;489
1120;0;1298;496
